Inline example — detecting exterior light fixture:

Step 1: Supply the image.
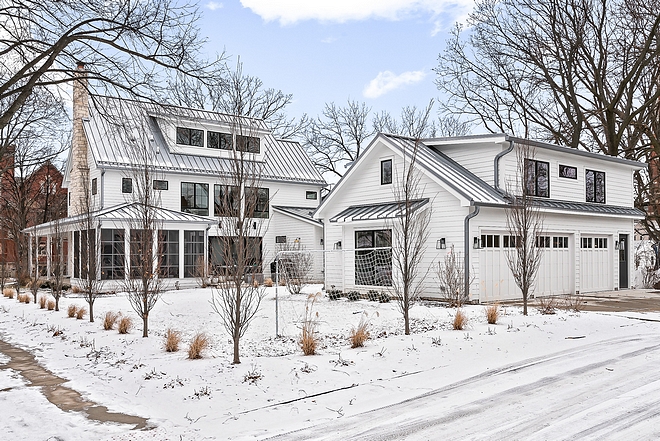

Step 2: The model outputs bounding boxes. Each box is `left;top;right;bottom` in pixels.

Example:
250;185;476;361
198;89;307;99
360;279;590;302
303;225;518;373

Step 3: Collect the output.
473;237;481;249
437;238;446;249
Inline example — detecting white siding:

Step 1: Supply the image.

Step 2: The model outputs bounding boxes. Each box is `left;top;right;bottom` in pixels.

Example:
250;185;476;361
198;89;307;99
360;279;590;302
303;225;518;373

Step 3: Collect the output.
432;141;506;187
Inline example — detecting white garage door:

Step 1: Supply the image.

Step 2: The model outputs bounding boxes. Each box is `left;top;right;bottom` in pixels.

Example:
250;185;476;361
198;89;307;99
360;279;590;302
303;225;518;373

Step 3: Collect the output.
579;236;612;293
479;233;573;302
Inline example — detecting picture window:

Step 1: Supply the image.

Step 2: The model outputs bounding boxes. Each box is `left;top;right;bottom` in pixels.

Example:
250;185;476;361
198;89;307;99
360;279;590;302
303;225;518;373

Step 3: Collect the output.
176;127;204;147
207;131;233;150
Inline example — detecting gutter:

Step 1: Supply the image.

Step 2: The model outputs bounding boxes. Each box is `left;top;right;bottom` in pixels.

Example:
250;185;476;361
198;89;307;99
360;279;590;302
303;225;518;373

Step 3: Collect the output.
464;205;480;302
100;168;106;210
494;139;514;191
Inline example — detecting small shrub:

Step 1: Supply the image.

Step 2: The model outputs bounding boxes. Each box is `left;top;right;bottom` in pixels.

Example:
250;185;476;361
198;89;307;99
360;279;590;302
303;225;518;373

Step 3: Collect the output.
563;294;584;312
39;296;47;309
378;292;391;303
350;315;370;348
46;300;55;310
71;285;82;294
264;278;274;288
3;288;15;299
327;289;342;300
75;307;87;320
103;312;120;330
346;291;360;301
118;316;133;334
279;277;286;286
453;309;468;330
300;292;321;355
485;304;499;325
243;366;262;384
164;328;181;352
20;293;31;304
67;304;78;318
537;296;558;315
367;290;379;302
187;332;209;359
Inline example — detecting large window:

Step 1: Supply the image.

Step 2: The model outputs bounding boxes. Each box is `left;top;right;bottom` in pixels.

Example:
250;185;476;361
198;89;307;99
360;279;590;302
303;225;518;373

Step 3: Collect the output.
208;236;263;275
101;229;125;280
159;230;179;278
247;187;269;218
81;229;96;279
207;131;233;150
181;182;209;216
130;229;154;279
176;127;204;147
381;159;392;185
183;230;204;278
73;231;80;278
586;169;605;203
214;184;240;217
355;229;392;286
525;159;550;197
236;135;260;153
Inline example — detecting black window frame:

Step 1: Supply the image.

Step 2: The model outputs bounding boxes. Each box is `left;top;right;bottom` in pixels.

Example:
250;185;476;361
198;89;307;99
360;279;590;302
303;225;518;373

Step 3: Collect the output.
524;159;550;198
153;180;168;190
183;230;204;278
586;169;606;204
246;187;269;219
158;230;179;278
381;159;392;185
559;165;577;179
306;191;318;200
181;182;209;216
553;236;569;248
214;184;240;217
208;236;263;275
101;228;125;280
91;178;97;195
236;135;260;154
275;235;287;244
122;177;132;194
481;234;500;248
355;229;392;287
536;236;551;248
207;130;233;150
176;127;204;147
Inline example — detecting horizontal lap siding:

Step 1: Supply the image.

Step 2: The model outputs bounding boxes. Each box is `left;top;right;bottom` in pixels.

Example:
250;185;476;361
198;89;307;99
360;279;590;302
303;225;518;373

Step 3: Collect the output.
433;142;504;187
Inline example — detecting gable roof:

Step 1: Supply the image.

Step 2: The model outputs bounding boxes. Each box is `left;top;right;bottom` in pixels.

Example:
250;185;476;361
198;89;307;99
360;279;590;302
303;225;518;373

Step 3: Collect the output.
272;206;323;226
316;133;508;217
79;97;326;185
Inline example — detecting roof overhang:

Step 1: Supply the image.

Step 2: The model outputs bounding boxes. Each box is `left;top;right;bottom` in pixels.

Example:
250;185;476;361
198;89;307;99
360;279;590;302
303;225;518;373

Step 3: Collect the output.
329;198;429;224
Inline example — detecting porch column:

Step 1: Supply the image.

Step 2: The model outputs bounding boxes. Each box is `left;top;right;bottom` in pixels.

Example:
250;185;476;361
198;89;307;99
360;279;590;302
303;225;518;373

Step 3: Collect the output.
179;229;184;279
28;234;33;276
46;235;52;278
125;227;130;281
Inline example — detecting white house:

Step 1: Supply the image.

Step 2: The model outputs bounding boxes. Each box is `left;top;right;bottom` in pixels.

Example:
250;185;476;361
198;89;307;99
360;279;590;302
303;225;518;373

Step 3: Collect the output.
25;65;326;289
314;133;645;302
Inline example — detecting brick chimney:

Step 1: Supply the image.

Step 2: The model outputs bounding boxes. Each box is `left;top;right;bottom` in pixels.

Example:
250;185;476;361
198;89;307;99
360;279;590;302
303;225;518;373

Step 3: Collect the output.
69;61;90;216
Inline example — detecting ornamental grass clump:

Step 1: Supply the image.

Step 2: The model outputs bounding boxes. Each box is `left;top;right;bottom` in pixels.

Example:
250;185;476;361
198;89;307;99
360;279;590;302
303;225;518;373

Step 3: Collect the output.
453;309;468;330
300;293;321;356
46;300;55;311
67;304;78;318
103;311;120;330
187;332;209;359
75;306;87;320
349;314;371;348
485;304;499;325
118;316;133;334
3;288;15;299
164;328;181;352
39;296;47;309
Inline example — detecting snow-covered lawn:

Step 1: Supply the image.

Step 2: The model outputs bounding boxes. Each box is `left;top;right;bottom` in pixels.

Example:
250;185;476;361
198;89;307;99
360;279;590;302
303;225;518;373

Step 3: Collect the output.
1;286;659;440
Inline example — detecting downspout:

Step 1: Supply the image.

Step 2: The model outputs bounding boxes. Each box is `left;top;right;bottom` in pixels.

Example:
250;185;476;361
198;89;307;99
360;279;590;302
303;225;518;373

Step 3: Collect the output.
100;168;106;209
464;205;480;302
494;140;515;191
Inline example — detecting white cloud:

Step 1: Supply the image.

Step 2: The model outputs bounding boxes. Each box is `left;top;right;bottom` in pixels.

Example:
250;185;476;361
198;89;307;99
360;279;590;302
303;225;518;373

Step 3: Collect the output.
363;70;426;99
205;2;224;11
240;0;474;25
321;36;338;44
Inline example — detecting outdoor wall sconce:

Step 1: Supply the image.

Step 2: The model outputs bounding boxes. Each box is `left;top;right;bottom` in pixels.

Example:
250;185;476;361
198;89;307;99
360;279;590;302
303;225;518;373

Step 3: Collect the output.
253;222;257;229
473;237;482;249
436;238;446;249
334;241;342;250
615;240;625;251
320;238;324;245
294;238;300;243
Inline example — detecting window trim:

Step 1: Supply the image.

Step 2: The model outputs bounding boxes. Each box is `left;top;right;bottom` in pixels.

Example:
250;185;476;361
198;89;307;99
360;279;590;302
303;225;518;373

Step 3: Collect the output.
121;177;133;194
207;130;233;150
559;164;577;179
306;191;318;200
524;159;550;198
355;229;392;287
181;182;209;216
176;127;204;147
153;180;168;190
91;178;97;195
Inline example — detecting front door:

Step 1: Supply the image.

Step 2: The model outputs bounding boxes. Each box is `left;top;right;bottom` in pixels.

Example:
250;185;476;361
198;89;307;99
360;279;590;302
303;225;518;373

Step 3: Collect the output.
619;234;628;289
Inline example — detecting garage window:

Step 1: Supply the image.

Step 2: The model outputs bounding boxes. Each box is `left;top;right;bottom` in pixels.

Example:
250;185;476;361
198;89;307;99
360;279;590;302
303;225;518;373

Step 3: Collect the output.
481;234;500;248
553;236;569;248
581;237;593;248
594;238;608;249
536;236;551;248
503;235;520;248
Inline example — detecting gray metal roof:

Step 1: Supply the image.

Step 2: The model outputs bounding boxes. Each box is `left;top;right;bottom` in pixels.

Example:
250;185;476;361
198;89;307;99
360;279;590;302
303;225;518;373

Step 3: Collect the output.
532;199;645;218
272;206;322;225
330;198;429;223
382;134;508;206
81;97;326;185
25;203;215;235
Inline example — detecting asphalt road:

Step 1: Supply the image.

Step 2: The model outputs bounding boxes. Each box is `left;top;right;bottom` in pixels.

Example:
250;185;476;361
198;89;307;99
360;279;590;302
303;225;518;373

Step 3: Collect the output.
268;333;660;440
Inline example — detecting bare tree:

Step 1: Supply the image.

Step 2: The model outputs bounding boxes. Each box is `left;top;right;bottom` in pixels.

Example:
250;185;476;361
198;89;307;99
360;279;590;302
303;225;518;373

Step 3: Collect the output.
210;119;268;364
0;0;222;127
77;167;101;322
277;239;314;295
437;245;469;307
504;143;545;316
114;109;164;338
49;208;66;312
389;139;432;335
168;61;306;139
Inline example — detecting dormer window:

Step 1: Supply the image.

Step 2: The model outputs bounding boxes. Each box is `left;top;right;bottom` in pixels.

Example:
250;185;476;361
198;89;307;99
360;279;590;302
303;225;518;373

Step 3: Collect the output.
237;135;260;154
208;131;232;150
524;159;549;198
176;127;204;147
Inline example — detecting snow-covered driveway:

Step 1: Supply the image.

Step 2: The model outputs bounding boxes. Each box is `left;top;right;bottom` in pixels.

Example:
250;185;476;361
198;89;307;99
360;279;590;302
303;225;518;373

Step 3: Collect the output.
271;333;660;440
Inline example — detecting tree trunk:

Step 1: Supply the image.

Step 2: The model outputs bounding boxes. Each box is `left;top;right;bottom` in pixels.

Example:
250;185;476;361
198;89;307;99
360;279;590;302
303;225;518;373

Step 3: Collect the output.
233;285;241;364
142;314;148;338
523;291;528;316
55;296;59;312
404;308;410;335
89;300;94;322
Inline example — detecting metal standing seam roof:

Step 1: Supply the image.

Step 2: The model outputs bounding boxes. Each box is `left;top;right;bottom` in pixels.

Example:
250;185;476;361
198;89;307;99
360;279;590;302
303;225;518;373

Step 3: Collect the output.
81;97;326;185
272;206;322;225
381;134;508;206
24;203;215;235
329;199;430;223
531;199;645;218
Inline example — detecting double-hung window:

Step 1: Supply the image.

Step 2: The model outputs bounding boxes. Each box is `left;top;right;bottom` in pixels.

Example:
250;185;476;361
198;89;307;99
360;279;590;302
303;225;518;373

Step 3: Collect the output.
586;169;605;203
181;182;209;216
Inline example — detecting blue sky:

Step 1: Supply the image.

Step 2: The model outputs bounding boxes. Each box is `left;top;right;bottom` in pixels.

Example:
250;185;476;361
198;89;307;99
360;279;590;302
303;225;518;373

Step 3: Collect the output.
197;0;475;123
